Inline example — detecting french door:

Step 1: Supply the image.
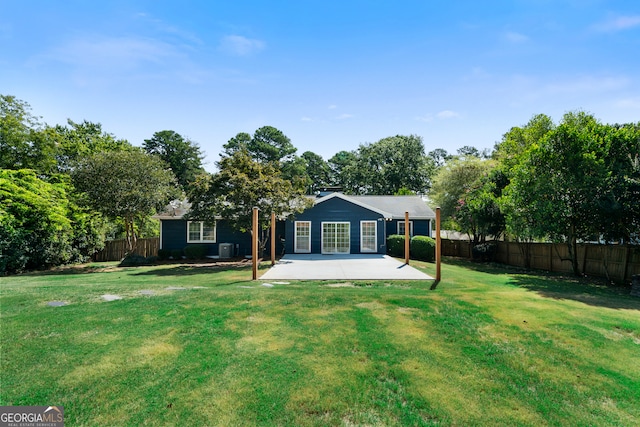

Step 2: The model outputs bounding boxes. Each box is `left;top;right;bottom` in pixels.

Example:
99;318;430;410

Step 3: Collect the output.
322;222;350;254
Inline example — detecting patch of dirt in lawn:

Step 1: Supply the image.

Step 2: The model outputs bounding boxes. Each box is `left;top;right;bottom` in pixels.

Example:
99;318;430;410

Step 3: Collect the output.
325;282;355;288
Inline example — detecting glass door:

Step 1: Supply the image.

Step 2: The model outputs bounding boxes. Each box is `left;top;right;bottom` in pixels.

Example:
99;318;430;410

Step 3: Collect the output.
322;222;350;254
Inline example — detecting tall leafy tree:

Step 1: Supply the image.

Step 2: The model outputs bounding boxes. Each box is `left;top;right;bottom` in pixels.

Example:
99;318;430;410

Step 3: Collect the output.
52;119;133;173
0;95;56;173
502;112;611;275
455;168;506;243
301;151;331;194
0;169;105;274
72;150;178;253
222;126;296;164
187;149;311;255
328;150;358;192
430;156;494;224
143;130;205;192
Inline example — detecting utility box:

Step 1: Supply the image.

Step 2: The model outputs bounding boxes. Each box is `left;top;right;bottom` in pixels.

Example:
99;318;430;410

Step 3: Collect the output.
219;243;233;259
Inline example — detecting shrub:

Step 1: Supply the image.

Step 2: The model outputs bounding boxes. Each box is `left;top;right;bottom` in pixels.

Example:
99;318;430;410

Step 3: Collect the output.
170;249;183;260
410;235;435;262
119;253;151;267
157;249;171;261
472;242;498;262
387;234;406;257
184;245;207;260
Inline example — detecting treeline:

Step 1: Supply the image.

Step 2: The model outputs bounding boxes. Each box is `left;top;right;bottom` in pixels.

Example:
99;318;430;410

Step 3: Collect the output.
2;94;638;276
430;112;640;276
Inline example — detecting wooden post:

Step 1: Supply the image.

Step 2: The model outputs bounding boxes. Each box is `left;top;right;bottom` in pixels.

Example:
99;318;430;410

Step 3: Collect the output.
404;211;410;264
435;207;441;282
252;207;259;280
271;212;276;266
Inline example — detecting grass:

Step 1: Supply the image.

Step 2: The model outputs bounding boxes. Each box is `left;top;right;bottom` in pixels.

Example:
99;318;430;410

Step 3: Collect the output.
1;258;639;426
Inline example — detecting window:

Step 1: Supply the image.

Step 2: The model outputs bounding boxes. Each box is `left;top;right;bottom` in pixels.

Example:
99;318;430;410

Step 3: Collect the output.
397;221;414;237
322;222;350;254
187;221;216;243
360;221;377;253
294;221;311;253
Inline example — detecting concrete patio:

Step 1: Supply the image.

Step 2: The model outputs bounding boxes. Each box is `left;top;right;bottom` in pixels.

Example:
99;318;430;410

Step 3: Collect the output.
259;254;434;281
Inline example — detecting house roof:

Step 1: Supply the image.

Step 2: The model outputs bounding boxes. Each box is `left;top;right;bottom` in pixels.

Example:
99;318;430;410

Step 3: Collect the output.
155;194;436;220
313;193;435;220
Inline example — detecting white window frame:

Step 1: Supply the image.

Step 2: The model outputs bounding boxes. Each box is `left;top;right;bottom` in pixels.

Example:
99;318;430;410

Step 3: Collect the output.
186;221;217;243
294;221;312;253
397;220;414;237
360;220;377;253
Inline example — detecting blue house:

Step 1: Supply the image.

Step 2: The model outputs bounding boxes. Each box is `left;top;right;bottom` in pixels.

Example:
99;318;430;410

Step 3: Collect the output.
155;194;434;257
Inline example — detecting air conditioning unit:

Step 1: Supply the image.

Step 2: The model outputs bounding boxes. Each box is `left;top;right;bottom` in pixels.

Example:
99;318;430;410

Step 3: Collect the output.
218;243;233;259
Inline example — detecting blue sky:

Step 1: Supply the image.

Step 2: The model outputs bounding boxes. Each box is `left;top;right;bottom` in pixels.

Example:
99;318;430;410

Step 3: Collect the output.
2;1;639;171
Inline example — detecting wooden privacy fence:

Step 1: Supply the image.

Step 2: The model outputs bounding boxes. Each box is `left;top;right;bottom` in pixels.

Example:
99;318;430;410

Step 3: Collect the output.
442;239;640;284
92;237;160;262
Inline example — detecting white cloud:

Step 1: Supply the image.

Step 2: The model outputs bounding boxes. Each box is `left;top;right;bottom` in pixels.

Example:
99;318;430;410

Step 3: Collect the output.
328;104;337;109
301;116;314;122
336;113;353;120
220;35;265;56
416;114;433;123
436;110;460;119
593;15;640;32
504;31;529;43
614;97;640;109
543;75;629;95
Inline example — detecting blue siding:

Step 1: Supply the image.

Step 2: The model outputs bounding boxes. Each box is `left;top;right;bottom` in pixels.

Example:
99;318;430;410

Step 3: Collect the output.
161;219;285;257
385;219;432;238
285;197;385;254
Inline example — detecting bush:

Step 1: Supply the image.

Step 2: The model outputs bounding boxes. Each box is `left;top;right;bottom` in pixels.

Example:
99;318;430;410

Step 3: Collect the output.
387;234;406;257
157;249;171;261
410;235;435;262
119;253;152;267
184;245;207;260
170;249;183;260
472;242;498;262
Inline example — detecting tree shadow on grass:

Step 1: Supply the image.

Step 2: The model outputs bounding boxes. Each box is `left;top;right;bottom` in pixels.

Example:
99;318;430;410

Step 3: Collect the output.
507;274;638;310
445;257;639;310
130;263;266;277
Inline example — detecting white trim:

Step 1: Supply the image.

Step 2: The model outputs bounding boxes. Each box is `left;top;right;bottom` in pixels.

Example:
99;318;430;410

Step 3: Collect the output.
186;221;217;243
321;221;351;254
360;220;377;253
294;221;312;253
397;220;414;237
314;193;393;219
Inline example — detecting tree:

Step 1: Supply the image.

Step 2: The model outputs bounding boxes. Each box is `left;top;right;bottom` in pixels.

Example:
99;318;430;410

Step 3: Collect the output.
222;126;296;164
143;130;205;192
502;112;612;275
301;151;331;194
427;148;451;168
328;150;358;192
430;156;494;225
51;119;133;173
187;149;311;255
494;114;555;171
455;168;506;243
72;150;178;253
0;95;56;173
0;169;105;274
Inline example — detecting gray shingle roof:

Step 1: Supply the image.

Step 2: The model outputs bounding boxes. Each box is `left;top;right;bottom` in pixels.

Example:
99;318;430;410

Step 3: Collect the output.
314;193;435;219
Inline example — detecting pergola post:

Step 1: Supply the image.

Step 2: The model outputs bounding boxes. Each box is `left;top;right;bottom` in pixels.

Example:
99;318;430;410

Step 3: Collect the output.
404;211;410;265
270;211;276;266
252;207;259;280
436;207;441;281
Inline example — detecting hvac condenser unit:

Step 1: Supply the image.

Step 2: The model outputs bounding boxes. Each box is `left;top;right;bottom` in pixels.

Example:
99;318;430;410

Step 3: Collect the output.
218;243;233;259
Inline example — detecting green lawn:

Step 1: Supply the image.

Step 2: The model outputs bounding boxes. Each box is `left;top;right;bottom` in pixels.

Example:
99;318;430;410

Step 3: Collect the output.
1;259;639;426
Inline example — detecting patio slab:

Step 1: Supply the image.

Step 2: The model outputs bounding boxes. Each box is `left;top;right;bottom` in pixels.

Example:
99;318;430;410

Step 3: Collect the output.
259;254;434;281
